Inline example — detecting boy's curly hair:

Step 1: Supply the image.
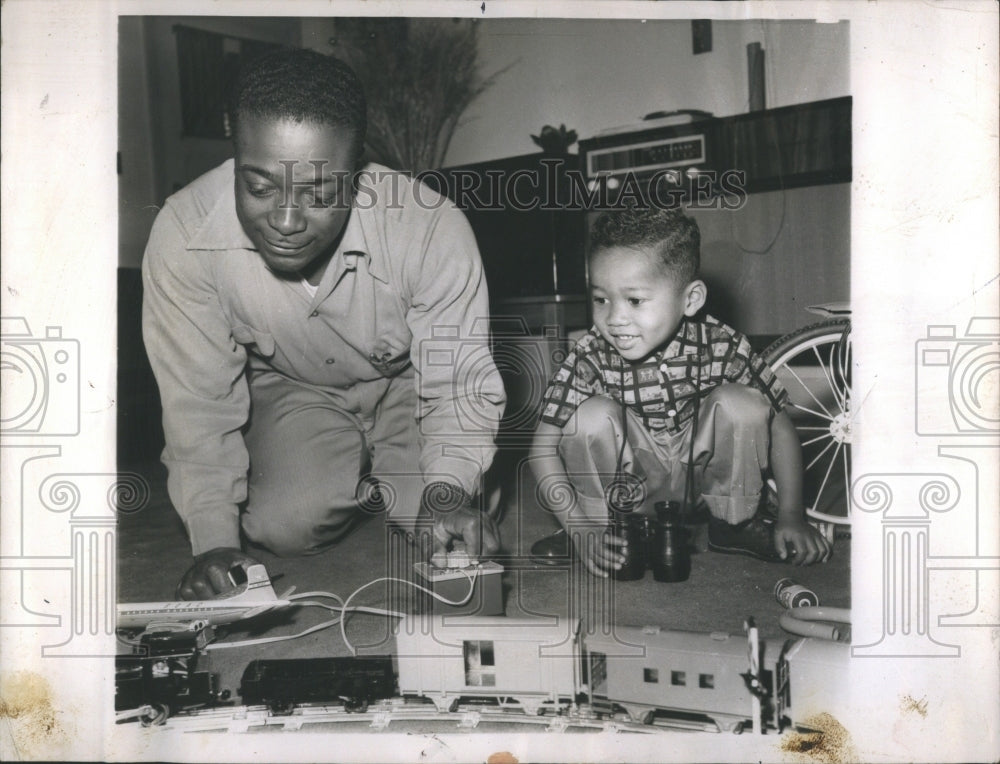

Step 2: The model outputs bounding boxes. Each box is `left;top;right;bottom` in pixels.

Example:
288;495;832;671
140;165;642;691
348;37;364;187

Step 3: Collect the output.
589;205;700;284
230;48;367;156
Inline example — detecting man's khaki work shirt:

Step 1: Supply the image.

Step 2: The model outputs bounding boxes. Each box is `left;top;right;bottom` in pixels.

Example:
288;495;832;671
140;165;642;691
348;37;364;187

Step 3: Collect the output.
142;160;505;554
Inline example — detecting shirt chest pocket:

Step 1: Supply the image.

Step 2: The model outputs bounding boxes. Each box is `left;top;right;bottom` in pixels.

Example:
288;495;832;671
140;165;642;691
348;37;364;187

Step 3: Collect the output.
231;324;275;358
365;281;411;375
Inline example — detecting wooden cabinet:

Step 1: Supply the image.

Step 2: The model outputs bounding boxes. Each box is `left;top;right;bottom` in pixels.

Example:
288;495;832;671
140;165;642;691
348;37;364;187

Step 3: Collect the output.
577;96;852;195
724;97;852;193
427;153;588;313
433;97;851;341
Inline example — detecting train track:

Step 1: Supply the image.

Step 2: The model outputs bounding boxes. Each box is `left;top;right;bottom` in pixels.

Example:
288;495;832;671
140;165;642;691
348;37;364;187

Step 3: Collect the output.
129;700;721;735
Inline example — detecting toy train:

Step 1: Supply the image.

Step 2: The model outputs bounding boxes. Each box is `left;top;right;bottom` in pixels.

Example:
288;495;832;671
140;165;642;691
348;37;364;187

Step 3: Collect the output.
240;656;397;714
117;614;849;734
115;627;228;724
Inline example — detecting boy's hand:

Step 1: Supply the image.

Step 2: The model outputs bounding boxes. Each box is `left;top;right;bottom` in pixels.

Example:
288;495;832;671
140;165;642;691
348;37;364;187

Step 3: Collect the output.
774;518;832;565
571;526;630;577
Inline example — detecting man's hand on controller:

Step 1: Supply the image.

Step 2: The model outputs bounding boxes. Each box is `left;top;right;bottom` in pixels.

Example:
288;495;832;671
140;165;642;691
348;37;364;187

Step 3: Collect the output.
420;482;501;567
176;547;261;600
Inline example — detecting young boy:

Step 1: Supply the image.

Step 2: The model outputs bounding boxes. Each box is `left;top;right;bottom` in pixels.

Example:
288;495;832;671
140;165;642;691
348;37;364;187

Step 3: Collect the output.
529;206;831;577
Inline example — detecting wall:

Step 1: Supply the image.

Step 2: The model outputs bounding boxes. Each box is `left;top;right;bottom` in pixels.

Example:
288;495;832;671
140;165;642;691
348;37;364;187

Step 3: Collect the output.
444;18;849;166
118;16;159;271
117;16;303;461
692;184;851;336
120;16;849;267
120;15;851;334
118;16;301;268
300;17;338;54
438;16;852;337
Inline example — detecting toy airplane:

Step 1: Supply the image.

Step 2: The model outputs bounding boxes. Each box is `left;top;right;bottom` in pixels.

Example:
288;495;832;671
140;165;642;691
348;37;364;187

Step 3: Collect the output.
117;564;294;631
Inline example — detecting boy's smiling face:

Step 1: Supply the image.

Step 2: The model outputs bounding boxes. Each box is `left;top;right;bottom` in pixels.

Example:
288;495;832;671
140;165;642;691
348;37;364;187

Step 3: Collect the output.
589;245;706;362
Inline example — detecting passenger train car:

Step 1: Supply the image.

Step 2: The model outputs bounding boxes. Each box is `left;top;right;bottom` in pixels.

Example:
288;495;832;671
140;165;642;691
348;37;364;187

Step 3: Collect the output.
117;613;849;734
394;615;581;715
585;624;776;731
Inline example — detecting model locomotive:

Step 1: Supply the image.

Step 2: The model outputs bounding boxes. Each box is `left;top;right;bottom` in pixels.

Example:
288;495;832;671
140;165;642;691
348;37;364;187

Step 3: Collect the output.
117;613;848;734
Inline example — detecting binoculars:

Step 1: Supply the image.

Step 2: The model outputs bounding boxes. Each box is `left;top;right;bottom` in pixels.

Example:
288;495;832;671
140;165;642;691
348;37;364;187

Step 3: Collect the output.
607;501;691;582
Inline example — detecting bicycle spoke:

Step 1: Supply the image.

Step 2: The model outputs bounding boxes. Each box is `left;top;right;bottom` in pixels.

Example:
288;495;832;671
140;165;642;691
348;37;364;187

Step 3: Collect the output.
826;344;851;415
805;436;837;472
841;444;852;518
764;320;852;524
801;432;834;448
812;344;845;412
834;329;852;405
836;344;852;410
832;362;850;412
782;364;834;419
788;401;835;421
811;439;842;513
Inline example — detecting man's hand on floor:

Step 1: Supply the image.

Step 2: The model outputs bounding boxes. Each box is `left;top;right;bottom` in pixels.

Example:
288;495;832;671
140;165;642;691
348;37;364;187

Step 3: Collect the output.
176;547;262;600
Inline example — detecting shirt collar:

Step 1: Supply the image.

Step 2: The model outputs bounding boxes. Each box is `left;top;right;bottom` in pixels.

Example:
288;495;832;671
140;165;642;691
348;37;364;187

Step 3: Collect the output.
658;316;708;363
185;159;388;284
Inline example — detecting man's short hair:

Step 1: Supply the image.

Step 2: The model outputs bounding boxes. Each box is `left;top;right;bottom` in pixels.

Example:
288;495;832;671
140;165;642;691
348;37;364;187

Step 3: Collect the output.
231;48;367;151
589;205;700;285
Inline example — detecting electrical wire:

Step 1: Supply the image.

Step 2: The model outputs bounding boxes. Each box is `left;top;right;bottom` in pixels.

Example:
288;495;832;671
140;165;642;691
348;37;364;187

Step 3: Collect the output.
338;568;477;655
730;21;787;256
682;346;703;523
611;335;703;525
198;567;479;654
613;354;630;501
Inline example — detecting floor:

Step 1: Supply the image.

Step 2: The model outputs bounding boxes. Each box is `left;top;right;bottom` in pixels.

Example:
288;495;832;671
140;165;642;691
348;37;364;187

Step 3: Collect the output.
117;447;851;708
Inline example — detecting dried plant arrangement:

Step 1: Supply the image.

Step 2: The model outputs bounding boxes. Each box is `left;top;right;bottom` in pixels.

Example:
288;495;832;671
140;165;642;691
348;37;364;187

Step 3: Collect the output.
330;18;509;173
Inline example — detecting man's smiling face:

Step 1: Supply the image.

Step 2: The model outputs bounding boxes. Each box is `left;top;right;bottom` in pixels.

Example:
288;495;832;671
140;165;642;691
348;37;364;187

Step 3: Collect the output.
234;115;360;285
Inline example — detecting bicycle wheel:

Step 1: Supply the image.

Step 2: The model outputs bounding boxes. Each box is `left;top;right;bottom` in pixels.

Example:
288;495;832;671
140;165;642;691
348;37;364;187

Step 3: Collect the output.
762;319;852;525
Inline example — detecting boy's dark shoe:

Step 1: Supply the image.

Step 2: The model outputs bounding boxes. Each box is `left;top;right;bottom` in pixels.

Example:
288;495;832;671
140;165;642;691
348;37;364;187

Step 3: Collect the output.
707;513;783;562
529;528;571;565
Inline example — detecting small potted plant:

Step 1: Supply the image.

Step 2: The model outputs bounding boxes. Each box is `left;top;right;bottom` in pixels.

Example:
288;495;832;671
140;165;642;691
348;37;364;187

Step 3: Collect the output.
531;124;578;155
